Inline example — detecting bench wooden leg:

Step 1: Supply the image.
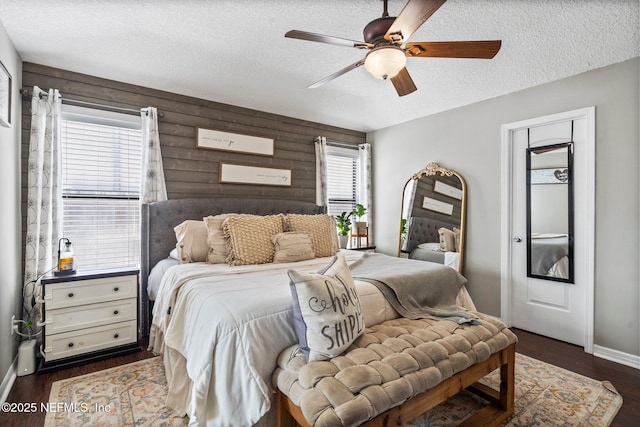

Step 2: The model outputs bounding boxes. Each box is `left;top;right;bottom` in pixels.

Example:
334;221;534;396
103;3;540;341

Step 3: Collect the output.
277;389;312;427
460;343;516;427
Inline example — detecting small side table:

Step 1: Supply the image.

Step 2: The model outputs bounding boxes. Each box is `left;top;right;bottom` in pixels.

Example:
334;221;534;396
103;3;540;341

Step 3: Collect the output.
38;267;140;373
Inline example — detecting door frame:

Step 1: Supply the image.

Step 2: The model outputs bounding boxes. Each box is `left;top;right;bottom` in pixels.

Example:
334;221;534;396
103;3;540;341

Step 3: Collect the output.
500;107;595;353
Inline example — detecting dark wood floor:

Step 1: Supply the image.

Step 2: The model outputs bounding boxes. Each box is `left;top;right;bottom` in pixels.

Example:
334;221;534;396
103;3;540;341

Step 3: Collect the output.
1;329;638;426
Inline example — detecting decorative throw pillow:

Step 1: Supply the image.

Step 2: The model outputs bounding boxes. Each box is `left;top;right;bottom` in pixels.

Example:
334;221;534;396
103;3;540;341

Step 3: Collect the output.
203;214;234;264
285;214;339;258
438;227;456;252
174;220;209;263
287;256;364;362
223;214;284;266
453;227;461;252
272;232;315;263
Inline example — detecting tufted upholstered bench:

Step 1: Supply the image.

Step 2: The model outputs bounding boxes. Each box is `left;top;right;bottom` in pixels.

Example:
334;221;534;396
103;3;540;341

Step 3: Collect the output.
273;313;517;427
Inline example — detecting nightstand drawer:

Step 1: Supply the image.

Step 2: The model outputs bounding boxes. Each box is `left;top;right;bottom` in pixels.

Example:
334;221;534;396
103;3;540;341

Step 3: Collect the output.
44;298;137;334
44;320;137;361
44;275;137;309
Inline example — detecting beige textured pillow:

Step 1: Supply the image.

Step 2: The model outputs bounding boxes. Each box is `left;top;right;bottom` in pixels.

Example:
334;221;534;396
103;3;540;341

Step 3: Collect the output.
285;214;339;258
203;214;233;264
438;227;456;252
174;220;209;263
223;214;285;266
272;232;315;263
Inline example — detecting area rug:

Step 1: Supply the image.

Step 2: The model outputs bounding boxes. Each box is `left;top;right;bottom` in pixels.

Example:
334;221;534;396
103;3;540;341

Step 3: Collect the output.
44;353;622;427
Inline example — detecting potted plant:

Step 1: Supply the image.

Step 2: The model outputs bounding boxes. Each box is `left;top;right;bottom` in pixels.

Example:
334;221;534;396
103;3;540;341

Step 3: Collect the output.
351;203;368;241
335;211;352;249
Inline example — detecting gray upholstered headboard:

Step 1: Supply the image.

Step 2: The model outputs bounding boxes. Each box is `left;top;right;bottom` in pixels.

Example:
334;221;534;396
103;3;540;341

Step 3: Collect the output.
405;216;459;253
139;197;325;334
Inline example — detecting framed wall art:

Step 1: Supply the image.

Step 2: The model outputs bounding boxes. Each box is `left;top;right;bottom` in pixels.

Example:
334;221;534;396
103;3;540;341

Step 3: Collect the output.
422;196;454;215
434;180;463;200
0;60;11;128
197;128;273;156
530;168;569;184
220;163;291;186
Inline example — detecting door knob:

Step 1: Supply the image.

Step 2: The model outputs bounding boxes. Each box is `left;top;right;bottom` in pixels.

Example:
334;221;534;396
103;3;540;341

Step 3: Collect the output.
513;236;523;242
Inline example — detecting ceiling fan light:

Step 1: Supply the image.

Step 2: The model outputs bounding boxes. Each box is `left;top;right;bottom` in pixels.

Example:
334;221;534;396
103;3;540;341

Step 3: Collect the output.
364;46;407;80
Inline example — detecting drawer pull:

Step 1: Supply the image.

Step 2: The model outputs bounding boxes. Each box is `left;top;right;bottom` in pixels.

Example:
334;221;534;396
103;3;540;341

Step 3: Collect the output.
113;287;119;292
113;310;119;315
113;333;119;339
68;342;74;348
68;292;74;298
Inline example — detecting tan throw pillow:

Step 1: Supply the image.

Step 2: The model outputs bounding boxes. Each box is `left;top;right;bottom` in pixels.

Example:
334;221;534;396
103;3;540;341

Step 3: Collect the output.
285;214;339;258
272;232;315;263
287;255;364;361
223;214;285;266
438;227;456;252
174;220;209;263
203;214;233;264
453;227;461;252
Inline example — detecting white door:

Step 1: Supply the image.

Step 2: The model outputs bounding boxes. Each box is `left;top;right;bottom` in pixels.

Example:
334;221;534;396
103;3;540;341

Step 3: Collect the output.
501;108;595;350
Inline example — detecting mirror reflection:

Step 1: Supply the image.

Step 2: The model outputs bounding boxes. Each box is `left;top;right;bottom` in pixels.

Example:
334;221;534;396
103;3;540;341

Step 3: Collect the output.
527;143;574;283
398;163;466;273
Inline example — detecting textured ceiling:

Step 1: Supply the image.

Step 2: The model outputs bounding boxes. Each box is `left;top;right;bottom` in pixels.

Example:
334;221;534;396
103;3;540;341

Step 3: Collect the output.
0;0;638;132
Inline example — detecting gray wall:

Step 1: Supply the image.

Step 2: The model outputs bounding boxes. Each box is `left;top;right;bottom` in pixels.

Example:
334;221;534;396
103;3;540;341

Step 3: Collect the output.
370;58;639;357
0;21;22;396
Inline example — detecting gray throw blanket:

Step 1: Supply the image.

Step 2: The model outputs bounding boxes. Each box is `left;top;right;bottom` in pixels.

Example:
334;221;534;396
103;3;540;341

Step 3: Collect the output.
349;253;476;324
530;237;568;276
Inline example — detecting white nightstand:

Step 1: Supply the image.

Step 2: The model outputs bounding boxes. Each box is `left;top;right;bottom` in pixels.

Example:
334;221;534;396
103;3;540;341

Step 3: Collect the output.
38;267;140;373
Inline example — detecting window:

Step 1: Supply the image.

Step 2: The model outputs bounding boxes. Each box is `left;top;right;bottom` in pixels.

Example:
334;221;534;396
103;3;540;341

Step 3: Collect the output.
326;145;360;218
60;105;142;270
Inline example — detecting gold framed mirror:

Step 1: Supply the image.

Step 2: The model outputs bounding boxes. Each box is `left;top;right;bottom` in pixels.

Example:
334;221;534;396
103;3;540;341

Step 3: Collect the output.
398;163;467;273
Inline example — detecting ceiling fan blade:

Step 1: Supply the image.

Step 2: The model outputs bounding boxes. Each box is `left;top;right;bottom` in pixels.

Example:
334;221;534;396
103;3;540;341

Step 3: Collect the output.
285;30;373;49
405;40;502;58
309;59;366;89
385;0;448;43
390;67;417;96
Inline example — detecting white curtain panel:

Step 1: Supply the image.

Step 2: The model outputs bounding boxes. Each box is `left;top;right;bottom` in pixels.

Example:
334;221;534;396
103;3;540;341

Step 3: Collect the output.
24;86;62;296
314;136;328;207
358;143;373;245
140;107;167;204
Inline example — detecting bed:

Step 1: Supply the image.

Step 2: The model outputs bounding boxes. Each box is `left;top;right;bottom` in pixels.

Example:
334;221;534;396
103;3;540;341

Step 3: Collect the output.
142;198;482;426
403;216;461;269
530;233;570;279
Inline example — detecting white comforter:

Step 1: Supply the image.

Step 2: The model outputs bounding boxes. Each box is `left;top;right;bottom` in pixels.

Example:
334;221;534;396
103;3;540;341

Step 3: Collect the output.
149;250;474;426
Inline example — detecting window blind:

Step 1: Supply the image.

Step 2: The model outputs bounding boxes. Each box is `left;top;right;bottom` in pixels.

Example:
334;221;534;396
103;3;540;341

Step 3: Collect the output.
60;106;142;270
326;145;359;218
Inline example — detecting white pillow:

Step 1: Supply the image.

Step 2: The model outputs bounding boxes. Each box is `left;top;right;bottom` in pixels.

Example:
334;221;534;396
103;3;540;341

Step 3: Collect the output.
287;256;364;362
417;242;441;251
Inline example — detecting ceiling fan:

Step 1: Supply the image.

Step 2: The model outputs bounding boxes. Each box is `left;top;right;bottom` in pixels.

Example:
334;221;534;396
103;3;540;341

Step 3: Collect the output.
285;0;501;96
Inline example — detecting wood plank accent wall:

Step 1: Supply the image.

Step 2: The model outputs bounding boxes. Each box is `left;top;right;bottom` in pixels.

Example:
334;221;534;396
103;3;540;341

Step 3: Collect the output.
20;62;365;242
410;174;462;224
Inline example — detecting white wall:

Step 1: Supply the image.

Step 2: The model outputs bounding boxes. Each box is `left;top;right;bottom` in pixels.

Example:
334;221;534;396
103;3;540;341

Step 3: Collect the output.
0;21;22;396
369;58;639;357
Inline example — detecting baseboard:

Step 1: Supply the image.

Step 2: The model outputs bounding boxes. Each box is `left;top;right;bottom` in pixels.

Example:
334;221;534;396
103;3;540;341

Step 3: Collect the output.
593;344;640;370
0;355;17;405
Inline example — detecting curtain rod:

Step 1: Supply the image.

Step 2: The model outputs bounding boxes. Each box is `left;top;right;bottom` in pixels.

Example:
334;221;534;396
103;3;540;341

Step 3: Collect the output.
327;141;361;149
19;88;164;118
